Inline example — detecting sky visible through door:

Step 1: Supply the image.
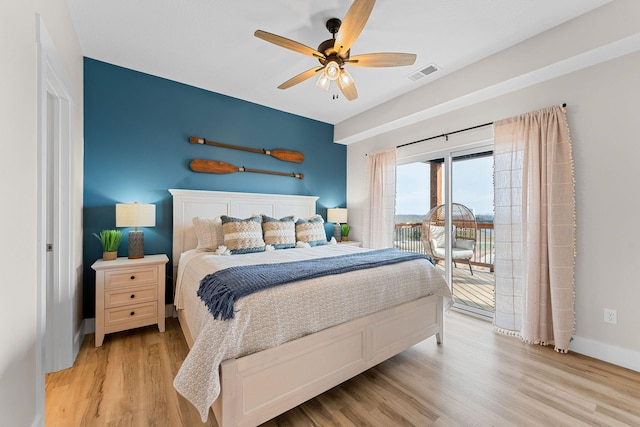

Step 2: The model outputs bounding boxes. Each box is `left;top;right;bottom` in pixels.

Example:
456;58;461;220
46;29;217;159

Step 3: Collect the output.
396;156;493;220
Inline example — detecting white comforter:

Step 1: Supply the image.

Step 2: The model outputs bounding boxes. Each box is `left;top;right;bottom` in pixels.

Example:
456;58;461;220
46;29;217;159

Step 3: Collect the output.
173;244;451;421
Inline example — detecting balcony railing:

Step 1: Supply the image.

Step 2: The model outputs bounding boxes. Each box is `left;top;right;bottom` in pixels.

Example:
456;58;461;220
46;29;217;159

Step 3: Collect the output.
393;222;495;271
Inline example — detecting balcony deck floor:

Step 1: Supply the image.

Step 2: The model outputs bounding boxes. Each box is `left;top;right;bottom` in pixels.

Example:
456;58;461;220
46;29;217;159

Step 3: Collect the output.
434;263;495;313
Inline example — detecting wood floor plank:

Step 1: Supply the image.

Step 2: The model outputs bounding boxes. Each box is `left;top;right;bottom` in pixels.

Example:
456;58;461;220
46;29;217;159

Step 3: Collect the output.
46;312;640;426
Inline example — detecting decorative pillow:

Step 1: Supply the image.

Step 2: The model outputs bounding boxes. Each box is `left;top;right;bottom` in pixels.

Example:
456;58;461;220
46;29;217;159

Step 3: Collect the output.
192;216;223;251
262;215;296;249
295;215;327;246
221;215;265;254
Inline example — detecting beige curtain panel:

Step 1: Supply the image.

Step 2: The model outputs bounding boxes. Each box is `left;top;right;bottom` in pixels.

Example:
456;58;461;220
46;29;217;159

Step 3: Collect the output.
493;105;576;353
363;148;397;249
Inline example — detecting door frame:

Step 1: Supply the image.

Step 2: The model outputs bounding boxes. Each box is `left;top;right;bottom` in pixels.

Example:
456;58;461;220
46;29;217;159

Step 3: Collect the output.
35;13;77;412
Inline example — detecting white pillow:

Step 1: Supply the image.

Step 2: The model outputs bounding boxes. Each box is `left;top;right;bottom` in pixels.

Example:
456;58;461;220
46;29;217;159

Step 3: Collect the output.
192;216;223;251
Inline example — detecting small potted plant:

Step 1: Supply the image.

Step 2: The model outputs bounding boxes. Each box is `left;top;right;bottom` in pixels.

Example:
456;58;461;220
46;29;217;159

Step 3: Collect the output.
93;229;122;261
341;223;351;242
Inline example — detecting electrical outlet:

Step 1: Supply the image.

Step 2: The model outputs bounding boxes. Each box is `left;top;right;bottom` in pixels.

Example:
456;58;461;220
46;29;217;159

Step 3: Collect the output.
604;308;617;324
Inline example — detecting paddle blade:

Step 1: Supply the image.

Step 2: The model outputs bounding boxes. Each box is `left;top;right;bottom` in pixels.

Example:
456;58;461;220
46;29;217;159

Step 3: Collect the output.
255;30;326;59
348;52;416;67
189;159;238;174
269;149;305;163
278;67;324;89
334;0;376;56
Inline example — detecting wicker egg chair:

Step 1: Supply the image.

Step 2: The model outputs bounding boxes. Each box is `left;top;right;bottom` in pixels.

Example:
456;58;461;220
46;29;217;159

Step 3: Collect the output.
421;203;477;274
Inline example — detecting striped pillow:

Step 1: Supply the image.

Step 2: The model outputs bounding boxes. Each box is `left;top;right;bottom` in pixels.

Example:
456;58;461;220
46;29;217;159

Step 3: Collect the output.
221;215;265;254
295;215;327;246
262;215;296;249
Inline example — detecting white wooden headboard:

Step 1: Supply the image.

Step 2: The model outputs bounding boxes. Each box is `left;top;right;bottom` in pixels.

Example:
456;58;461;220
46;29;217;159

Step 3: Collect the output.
168;189;318;280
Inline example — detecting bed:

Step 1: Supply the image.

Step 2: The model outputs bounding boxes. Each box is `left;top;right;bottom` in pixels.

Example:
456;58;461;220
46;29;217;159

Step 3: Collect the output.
169;189;451;426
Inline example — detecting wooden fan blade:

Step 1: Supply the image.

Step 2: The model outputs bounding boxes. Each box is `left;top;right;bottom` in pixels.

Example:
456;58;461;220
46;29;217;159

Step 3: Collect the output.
334;0;376;56
348;52;417;67
255;30;326;59
278;67;324;90
337;69;358;101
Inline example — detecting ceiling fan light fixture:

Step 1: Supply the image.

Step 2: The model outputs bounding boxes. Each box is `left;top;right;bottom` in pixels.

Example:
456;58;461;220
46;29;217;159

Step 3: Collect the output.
339;69;354;87
316;73;330;90
325;60;341;81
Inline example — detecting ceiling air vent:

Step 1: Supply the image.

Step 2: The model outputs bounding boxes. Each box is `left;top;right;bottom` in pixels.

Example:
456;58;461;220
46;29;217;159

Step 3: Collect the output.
407;64;439;81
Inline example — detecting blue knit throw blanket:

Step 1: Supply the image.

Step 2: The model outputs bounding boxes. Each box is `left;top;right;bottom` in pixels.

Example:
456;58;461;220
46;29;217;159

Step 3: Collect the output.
197;248;433;321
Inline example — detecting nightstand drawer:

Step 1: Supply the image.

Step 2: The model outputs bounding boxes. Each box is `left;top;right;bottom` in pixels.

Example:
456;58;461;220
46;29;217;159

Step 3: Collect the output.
105;267;157;289
104;301;157;333
105;285;157;309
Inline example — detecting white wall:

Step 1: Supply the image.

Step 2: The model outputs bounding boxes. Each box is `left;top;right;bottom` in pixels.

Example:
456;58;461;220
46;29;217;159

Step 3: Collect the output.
343;0;640;371
0;1;83;425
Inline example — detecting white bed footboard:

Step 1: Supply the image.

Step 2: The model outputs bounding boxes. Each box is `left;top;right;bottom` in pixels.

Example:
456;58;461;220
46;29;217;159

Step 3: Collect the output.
179;294;443;427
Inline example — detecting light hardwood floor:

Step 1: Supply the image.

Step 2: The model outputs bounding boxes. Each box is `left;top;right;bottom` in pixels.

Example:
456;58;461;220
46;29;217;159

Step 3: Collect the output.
46;312;640;426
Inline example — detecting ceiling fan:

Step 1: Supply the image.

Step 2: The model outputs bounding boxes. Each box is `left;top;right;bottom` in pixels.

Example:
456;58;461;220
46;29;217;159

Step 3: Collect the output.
254;0;416;101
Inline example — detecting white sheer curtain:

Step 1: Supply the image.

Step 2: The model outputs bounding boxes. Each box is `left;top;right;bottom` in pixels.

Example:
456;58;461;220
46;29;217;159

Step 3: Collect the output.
362;148;397;249
493;105;576;353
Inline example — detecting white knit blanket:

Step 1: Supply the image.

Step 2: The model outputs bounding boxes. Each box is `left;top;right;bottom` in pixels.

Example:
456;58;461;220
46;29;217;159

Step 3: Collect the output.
173;245;452;421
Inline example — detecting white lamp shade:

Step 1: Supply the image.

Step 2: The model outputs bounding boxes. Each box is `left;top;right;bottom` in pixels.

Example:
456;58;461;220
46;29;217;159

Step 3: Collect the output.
325;60;340;81
316;73;330;91
327;208;348;224
116;203;156;228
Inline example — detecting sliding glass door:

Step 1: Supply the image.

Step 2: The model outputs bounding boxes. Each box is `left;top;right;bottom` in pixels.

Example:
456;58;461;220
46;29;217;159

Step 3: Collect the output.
451;151;494;318
395;144;494;319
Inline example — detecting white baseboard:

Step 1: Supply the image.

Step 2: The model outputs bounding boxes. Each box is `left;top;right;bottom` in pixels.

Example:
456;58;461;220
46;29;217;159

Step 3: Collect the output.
165;303;176;318
73;325;83;361
82;317;95;335
32;414;43;427
570;335;640;373
82;304;174;335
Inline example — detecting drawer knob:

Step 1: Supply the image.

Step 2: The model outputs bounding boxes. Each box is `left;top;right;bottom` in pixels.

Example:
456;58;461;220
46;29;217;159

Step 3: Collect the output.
130;294;135;299
130;275;135;280
130;311;135;316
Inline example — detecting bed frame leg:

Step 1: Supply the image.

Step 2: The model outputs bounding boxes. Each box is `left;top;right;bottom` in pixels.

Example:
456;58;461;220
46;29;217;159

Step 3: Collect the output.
436;297;444;344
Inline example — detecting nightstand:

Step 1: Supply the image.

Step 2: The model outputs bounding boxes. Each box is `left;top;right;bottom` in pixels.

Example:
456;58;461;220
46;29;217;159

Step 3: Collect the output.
92;254;169;347
338;240;362;247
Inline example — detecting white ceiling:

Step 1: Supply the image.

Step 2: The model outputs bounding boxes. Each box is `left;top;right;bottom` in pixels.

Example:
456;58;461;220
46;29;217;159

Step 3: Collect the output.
66;0;610;125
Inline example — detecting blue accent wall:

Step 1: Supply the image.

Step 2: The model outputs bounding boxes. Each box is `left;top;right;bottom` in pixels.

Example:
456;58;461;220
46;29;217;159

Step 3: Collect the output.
83;58;345;318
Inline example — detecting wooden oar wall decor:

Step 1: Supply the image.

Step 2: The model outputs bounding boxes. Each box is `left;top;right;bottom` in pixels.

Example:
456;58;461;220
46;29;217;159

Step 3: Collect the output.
190;159;304;180
189;136;304;163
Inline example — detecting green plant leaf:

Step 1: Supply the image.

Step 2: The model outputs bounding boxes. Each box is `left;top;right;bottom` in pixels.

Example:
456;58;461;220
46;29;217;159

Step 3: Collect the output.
94;229;123;252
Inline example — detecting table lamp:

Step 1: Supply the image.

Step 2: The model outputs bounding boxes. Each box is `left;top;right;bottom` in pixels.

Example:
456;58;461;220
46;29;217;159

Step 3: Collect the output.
327;208;348;242
116;202;156;259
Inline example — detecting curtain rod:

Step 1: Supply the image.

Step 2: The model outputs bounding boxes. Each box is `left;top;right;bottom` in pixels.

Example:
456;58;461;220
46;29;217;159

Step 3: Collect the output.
396;103;567;149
